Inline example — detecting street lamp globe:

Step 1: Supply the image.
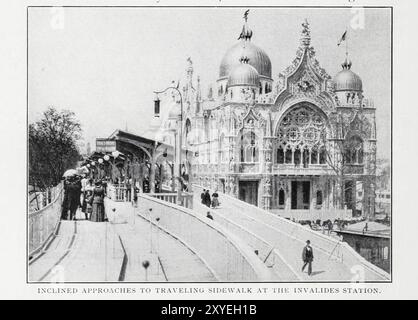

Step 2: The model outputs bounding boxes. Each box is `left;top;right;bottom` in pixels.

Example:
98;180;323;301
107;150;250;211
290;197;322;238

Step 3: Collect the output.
91;161;96;166
98;158;103;164
104;155;110;161
112;151;120;158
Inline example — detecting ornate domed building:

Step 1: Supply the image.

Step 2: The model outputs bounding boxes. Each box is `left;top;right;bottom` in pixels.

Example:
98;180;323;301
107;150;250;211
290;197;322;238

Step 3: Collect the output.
159;14;377;219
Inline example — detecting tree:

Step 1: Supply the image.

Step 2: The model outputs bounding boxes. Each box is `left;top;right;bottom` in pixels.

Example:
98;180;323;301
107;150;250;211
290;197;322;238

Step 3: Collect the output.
376;158;391;190
323;111;376;216
29;107;82;190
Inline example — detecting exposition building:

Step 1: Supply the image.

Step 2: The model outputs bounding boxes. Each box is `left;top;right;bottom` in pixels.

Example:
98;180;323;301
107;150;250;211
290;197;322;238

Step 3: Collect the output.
145;14;377;219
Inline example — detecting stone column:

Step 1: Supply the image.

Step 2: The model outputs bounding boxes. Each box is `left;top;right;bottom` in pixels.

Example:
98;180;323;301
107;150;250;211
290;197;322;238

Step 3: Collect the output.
285;179;292;210
261;176;272;210
310;179;316;210
261;135;274;210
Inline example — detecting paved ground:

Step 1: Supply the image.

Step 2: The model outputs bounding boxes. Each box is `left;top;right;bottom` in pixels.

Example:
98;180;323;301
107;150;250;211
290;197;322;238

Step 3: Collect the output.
193;193;357;281
28;210;124;282
106;200;217;282
29;204;217;282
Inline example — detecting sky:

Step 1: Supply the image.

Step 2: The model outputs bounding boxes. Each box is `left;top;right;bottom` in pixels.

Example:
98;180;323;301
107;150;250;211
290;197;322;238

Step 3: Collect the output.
28;7;391;160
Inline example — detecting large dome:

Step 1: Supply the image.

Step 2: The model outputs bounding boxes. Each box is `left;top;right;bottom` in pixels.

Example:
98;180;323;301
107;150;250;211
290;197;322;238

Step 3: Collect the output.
334;59;363;92
219;41;272;79
227;58;260;87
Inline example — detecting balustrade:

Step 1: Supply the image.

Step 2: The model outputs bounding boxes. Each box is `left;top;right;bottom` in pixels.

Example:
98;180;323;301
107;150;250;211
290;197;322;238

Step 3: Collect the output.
28;183;64;258
107;184;193;209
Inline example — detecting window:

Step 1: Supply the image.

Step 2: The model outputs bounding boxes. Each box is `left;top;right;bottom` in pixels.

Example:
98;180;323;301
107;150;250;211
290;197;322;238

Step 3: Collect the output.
219;134;225;162
240;135;244;162
277;146;284;164
285;148;292;164
345;136;364;164
383;247;389;260
303;148;310;168
240;130;259;163
311;148;318;164
294;148;301;165
204;116;210;142
319;147;326;164
279;189;285;205
185;119;192;145
316;190;323;206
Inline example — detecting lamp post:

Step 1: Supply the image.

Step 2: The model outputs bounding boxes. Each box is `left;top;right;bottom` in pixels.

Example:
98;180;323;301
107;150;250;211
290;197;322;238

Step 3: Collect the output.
103;154;110;178
148;208;153;253
154;85;184;205
98;158;104;179
91;161;96;179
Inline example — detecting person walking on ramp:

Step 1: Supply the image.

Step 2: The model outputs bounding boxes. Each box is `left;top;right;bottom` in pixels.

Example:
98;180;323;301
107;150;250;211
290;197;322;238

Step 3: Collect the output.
302;240;314;276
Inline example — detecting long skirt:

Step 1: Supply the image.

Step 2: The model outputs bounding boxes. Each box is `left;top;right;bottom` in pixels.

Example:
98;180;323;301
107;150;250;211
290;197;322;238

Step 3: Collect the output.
90;202;105;222
211;197;219;208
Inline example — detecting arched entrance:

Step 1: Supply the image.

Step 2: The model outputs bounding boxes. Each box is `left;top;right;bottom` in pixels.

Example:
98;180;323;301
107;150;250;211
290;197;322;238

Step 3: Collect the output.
274;102;329;210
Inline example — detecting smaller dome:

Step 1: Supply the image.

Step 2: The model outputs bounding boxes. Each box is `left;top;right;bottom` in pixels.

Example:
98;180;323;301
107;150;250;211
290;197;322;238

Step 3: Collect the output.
334;58;363;92
227;57;260;87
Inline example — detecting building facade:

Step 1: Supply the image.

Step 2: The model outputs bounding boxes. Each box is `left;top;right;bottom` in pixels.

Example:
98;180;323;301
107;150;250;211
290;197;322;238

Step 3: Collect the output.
158;15;377;218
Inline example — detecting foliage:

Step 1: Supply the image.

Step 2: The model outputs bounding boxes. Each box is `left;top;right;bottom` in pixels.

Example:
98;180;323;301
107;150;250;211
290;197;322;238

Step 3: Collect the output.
29;107;82;190
322;112;376;211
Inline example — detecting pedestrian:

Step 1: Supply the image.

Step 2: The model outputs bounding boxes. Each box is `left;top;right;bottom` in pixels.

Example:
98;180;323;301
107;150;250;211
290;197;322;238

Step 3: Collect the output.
85;179;94;219
102;177;108;197
201;189;206;204
211;190;219;208
327;220;333;235
90;180;106;222
206;211;214;220
204;189;211;208
81;178;93;220
302;240;314;275
67;176;81;220
80;174;88;213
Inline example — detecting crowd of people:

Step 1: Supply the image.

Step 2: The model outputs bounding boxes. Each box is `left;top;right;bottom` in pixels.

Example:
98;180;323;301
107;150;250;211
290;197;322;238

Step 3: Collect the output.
200;189;219;209
61;175;107;222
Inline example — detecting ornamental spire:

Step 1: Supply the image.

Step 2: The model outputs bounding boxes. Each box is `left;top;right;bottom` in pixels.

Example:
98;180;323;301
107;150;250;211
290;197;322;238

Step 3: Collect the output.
186;57;193;83
300;18;311;47
341;57;352;70
237;9;253;41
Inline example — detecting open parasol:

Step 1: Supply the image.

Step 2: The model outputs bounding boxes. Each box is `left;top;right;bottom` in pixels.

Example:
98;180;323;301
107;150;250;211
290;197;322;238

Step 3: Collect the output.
62;169;77;178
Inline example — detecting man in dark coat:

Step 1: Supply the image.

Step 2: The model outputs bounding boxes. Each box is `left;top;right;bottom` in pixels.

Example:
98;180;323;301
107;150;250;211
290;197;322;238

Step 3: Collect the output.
67;177;81;220
302;240;314;275
204;190;211;208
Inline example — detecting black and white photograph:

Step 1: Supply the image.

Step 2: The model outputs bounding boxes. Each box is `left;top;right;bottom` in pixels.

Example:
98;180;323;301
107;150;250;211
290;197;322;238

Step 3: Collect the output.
26;5;392;284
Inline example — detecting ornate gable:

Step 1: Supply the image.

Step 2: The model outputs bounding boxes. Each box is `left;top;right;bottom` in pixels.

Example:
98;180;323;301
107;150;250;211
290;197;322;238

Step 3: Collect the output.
234;104;266;133
274;20;337;114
